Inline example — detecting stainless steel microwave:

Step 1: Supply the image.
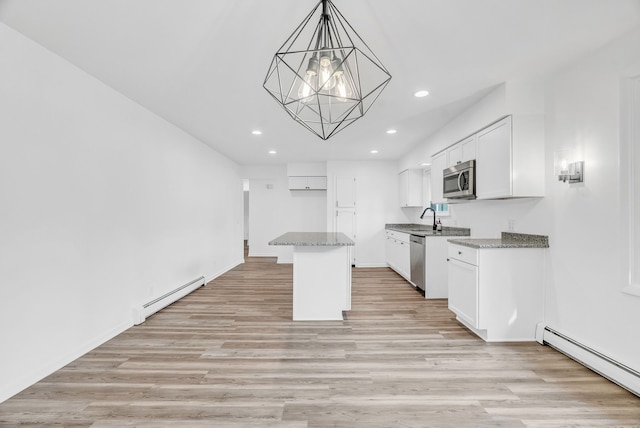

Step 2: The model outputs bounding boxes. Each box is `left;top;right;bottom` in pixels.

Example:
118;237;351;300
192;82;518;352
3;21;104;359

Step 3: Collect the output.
443;159;476;199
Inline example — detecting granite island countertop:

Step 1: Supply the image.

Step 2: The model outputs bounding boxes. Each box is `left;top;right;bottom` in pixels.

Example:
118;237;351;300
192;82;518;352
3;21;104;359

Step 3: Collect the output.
385;223;471;237
269;232;355;247
448;232;549;249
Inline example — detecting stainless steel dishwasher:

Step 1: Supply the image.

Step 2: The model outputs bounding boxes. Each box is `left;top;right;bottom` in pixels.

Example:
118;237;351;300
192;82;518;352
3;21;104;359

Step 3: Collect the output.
409;234;425;291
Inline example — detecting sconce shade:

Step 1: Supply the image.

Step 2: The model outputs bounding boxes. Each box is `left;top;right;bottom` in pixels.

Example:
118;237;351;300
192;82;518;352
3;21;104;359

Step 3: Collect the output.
263;0;391;140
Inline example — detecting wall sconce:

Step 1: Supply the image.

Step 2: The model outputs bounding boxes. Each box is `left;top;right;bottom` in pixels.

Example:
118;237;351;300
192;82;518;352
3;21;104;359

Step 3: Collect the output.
554;148;584;184
557;161;584;183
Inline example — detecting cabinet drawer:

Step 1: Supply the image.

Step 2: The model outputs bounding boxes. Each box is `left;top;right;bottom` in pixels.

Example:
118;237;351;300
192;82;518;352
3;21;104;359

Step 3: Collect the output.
386;230;410;243
448;244;478;266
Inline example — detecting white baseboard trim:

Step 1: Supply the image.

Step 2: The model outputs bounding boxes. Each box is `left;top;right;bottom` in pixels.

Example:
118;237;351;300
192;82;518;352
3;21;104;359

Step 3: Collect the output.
0;320;131;404
536;323;640;397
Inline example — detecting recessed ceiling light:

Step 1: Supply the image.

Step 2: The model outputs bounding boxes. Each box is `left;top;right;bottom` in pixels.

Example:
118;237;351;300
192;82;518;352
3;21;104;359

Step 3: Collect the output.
252;130;262;135
370;150;379;154
421;162;431;167
414;90;429;98
268;150;277;155
386;129;397;134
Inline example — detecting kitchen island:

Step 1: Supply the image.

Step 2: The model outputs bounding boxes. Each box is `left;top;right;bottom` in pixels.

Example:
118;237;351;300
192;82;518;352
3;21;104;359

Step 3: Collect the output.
269;232;354;321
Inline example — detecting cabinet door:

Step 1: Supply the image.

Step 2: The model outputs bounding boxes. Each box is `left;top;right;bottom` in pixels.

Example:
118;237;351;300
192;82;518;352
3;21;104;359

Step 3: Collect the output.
288;176;308;190
385;234;394;267
399;169;423;207
460;135;476;163
447;145;462;166
307;176;327;190
397;239;410;279
336;176;356;208
476;117;512;199
448;258;479;328
430;152;446;204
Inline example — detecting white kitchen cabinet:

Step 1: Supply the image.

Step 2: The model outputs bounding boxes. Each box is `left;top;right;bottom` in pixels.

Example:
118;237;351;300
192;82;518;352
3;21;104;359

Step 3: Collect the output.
447;243;544;342
447;145;462;166
288;176;327;190
385;230;410;280
430;114;544;201
445;134;477;167
476;117;511;198
424;237;450;298
460;135;477;164
429;152;447;204
399;169;423;207
476;115;544;199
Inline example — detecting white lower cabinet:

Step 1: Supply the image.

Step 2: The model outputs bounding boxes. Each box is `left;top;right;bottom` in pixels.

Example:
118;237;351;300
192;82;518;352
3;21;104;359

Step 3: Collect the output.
447;256;478;327
447;243;544;342
424;237;449;298
386;231;450;298
385;230;410;280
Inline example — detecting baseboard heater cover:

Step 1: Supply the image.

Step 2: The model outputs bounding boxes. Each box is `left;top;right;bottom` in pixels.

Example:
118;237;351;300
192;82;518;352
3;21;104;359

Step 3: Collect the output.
536;323;640;397
132;276;205;325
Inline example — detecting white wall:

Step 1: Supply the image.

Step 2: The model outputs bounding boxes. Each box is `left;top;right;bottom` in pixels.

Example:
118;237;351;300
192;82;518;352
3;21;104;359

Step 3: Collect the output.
241;165;327;262
542;26;640;370
326;161;406;267
0;23;244;403
399;25;640;372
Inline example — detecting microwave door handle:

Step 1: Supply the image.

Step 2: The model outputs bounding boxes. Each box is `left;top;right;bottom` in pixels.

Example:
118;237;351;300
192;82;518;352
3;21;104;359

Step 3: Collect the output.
457;171;464;191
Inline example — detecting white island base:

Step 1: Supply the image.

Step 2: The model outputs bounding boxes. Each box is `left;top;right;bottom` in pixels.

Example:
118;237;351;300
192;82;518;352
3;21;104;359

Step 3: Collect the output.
269;232;354;321
293;246;351;321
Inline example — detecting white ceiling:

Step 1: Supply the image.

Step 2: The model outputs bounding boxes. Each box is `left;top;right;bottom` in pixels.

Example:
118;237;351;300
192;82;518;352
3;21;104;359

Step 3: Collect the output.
1;0;639;165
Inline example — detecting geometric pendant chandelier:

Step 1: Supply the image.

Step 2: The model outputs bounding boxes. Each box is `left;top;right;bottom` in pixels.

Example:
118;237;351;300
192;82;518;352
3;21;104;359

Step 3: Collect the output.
263;0;392;140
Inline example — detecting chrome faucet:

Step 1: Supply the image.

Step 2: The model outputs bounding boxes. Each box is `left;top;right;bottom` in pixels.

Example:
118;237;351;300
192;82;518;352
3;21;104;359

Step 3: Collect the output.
420;207;437;230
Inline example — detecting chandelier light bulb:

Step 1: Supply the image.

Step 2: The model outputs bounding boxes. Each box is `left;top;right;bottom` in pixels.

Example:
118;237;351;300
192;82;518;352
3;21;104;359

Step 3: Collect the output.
335;72;352;102
318;51;336;90
298;70;316;102
298;57;319;102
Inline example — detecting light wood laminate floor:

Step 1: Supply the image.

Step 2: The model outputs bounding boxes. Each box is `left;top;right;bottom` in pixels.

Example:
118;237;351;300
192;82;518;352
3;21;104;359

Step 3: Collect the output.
1;251;639;427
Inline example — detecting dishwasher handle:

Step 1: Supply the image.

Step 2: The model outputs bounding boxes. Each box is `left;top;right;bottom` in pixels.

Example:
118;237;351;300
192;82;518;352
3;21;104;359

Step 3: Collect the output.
410;235;425;245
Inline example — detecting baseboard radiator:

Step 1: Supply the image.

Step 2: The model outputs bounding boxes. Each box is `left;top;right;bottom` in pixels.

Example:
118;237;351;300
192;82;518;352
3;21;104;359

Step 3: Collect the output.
132;276;205;325
536;324;640;397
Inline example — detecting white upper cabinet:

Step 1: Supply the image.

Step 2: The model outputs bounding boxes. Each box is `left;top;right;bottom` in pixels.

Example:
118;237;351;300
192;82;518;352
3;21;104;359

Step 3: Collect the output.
287;162;328;191
447;134;476;166
429;152;447;204
476;117;512;199
460;135;477;164
430;114;544;201
399;169;423;207
476;115;544;199
288;176;327;190
447;144;462;166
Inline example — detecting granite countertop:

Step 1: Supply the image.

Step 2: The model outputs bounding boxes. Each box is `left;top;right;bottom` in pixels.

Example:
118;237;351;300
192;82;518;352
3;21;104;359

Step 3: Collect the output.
448;232;549;249
269;232;355;246
385;223;471;237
